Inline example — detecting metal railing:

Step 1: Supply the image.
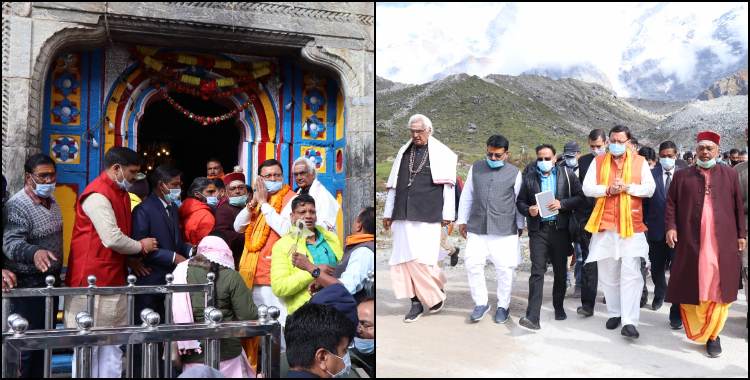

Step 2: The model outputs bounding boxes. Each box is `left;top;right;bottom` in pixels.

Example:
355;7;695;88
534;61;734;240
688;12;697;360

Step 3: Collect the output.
1;273;281;378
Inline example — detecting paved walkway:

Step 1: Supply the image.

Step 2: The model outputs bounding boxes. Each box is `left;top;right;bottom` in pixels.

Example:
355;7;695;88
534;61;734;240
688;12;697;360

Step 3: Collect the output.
376;248;749;378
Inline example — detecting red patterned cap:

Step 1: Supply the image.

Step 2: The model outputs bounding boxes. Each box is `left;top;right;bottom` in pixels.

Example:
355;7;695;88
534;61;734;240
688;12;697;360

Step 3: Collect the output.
696;130;720;145
223;172;245;186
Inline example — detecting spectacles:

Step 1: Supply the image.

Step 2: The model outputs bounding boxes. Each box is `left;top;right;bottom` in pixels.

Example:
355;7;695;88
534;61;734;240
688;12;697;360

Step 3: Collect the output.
358;321;374;330
536;157;553;161
486;152;506;160
260;173;282;180
31;172;57;182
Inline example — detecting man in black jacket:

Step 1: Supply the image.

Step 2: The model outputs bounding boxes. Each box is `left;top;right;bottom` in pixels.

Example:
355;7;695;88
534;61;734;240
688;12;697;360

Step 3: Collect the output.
517;144;585;330
575;129;607;317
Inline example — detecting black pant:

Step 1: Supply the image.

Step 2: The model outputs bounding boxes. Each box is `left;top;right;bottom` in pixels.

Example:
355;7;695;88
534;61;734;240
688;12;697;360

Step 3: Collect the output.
526;225;571;323
10;295;59;378
132;294;166;378
648;239;674;302
578;231;599;310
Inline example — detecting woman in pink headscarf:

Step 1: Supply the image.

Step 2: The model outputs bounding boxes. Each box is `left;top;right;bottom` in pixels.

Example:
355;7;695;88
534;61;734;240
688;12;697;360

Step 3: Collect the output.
172;234;258;377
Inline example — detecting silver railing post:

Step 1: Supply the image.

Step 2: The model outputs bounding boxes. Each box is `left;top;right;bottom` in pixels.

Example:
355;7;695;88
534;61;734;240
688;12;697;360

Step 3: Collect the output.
263;306;282;378
163;273;174;378
206;272;215;308
142;311;161;378
86;275;97;325
202;306;216;367
74;312;93;378
205;308;223;370
139;307;154;377
43;275;55;378
3;314;27;378
125;275;136;378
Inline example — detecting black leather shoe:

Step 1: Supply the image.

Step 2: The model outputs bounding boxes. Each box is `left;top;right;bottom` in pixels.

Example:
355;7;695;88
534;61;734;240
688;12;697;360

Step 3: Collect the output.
577;306;594;317
669;319;683;330
404;302;424;323
652;298;664;311
519;317;541;330
621;324;639;339
606;317;621;330
555;309;567;320
450;247;460;267
706;336;722;358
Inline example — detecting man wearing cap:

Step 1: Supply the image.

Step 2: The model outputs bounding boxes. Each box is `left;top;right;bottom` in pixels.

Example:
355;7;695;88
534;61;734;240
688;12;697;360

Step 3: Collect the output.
665;130;746;357
383;114;457;323
582;125;655;339
215;169;250;267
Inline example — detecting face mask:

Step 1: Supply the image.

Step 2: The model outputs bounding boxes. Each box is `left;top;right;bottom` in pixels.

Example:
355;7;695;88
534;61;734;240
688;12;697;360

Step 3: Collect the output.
164;186;182;205
536;160;553;173
591;147;605;156
354;337;374;354
486;158;505;169
565;157;578;168
32;178;56;198
608;143;626;156
205;196;219;207
229;194;248;207
659;157;675;170
325;351;351;378
115;167;132;191
696;158;716;169
265;180;283;193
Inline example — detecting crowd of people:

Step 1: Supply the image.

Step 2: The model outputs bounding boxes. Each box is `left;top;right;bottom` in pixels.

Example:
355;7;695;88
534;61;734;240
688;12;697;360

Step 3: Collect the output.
383;113;747;359
2;148;374;378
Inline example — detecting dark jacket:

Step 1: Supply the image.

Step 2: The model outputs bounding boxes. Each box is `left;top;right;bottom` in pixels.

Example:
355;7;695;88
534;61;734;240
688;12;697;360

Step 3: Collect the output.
131;194;192;286
516;166;585;232
643;161;687;241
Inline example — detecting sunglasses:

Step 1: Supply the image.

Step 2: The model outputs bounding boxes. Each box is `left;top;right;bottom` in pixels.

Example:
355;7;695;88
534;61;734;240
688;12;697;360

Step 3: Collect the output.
536;157;553;161
486;152;506;159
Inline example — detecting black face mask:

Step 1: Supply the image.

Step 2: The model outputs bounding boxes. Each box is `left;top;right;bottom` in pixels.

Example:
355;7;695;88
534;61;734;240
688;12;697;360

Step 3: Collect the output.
730;160;740;167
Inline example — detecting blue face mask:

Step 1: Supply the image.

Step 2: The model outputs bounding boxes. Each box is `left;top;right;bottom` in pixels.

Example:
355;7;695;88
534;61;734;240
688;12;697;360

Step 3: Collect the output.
565;157;578;168
205;196;218;207
354;337;374;354
659;157;675;170
591;147;606;156
536;160;554;173
486;158;505;169
325;351;351;378
265;180;283;193
164;187;182;205
696;158;716;169
229;194;248;207
608;143;626;156
32;178;56;199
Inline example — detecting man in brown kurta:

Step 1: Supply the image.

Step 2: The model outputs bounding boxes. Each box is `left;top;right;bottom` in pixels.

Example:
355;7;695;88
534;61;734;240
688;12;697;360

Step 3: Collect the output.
214;171;249;268
665;130;746;358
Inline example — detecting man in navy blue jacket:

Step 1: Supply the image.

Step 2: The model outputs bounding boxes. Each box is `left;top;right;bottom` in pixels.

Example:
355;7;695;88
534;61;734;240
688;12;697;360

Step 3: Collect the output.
643;141;686;329
130;165;192;376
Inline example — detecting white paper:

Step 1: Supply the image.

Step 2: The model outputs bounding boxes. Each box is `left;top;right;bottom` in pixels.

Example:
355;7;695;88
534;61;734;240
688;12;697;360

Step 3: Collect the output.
535;191;559;218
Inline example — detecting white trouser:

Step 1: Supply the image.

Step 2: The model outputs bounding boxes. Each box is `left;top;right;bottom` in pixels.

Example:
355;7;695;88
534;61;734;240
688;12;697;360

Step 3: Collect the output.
464;234;516;309
597;257;644;326
72;345;122;378
253;285;288;352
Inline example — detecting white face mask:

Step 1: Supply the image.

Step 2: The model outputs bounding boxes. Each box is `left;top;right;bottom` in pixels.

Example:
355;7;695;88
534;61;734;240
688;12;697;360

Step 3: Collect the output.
115;167;132;191
325;350;351;378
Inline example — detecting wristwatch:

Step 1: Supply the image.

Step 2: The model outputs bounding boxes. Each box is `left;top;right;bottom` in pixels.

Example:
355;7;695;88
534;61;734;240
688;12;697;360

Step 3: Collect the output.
311;267;321;279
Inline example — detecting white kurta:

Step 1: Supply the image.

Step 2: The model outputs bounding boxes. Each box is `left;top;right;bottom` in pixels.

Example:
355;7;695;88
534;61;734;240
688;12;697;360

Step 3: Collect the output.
581;155;655;264
388;220;442;266
278;178;341;234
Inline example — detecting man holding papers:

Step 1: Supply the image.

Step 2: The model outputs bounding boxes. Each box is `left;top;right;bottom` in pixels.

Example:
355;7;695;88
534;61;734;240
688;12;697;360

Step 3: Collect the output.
517;144;585;330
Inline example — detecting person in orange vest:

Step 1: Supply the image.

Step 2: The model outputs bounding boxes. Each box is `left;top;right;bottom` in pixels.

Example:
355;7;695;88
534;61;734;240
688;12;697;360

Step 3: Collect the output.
582;125;655;340
64;147;159;377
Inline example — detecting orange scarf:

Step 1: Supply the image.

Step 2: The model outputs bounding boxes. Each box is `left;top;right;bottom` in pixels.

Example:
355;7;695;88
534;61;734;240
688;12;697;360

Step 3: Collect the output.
585;150;634;238
345;233;374;247
239;184;291;288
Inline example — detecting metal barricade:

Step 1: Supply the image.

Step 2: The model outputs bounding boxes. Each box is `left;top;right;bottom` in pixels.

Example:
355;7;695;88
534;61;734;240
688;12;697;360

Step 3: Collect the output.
0;272;277;378
3;306;282;378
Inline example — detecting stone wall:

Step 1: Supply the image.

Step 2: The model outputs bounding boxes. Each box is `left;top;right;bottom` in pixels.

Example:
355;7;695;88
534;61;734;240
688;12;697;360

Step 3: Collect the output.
2;2;373;234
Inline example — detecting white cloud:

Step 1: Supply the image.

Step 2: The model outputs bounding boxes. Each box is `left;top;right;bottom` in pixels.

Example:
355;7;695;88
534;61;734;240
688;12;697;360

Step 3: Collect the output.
376;2;749;96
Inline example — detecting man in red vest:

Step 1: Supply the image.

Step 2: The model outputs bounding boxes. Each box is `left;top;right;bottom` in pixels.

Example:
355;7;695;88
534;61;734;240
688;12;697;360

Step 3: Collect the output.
64;147;158;377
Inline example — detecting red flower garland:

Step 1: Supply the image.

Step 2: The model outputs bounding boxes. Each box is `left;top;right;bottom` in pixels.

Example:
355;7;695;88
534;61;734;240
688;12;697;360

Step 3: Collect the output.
158;87;256;126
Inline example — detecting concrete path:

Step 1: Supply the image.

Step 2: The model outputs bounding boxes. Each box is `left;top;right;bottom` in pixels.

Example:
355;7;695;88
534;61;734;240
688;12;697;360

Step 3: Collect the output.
376;248;748;378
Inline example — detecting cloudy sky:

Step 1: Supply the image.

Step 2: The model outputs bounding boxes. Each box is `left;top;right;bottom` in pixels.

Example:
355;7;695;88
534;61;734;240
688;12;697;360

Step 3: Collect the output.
376;2;748;96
